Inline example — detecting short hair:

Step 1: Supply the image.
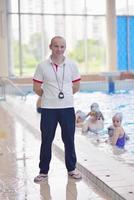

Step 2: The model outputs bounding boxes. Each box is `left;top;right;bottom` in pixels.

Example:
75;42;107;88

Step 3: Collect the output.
50;36;66;46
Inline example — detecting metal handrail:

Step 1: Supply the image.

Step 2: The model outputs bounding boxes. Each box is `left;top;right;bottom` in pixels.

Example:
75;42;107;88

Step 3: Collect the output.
0;77;27;100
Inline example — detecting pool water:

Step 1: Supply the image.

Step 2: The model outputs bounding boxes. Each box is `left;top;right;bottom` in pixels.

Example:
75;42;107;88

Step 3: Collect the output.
74;90;134;167
25;91;134;167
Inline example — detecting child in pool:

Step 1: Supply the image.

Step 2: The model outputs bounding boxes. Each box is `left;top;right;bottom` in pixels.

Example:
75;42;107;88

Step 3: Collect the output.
82;110;104;133
75;110;87;127
81;103;104;133
75;102;101;128
107;112;128;148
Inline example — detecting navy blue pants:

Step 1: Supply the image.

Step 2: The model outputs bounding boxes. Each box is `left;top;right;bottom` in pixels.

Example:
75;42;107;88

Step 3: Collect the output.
39;108;77;174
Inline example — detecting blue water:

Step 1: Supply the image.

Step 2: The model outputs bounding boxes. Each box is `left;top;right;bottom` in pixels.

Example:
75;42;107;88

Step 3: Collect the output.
74;90;134;167
26;91;134;167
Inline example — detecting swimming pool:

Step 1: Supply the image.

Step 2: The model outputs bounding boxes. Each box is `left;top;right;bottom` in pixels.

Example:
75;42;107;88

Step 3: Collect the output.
23;90;134;168
74;90;134;167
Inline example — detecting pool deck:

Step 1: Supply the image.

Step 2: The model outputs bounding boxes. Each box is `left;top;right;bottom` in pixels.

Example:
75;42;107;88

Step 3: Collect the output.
1;96;134;200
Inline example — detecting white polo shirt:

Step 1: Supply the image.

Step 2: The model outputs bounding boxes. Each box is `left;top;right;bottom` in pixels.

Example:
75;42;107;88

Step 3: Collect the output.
33;57;81;108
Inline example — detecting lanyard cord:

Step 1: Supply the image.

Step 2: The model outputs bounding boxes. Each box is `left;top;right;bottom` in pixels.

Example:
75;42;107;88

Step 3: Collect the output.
51;64;65;92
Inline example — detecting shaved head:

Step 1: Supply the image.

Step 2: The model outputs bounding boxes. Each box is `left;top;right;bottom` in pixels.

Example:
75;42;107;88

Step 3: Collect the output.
50;36;66;47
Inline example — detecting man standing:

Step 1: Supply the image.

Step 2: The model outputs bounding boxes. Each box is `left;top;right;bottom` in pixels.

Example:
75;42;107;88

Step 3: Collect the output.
33;36;81;182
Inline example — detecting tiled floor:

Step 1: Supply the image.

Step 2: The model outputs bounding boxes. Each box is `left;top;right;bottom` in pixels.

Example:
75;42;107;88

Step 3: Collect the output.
0;104;109;200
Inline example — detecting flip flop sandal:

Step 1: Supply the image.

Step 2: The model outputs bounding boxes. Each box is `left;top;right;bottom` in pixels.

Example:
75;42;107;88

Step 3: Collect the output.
34;173;48;183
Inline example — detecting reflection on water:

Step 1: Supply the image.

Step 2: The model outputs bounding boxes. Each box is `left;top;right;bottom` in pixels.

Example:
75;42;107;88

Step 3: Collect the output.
74;90;134;167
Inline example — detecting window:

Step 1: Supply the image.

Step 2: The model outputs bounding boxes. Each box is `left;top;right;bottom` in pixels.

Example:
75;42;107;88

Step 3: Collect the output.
7;0;106;76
